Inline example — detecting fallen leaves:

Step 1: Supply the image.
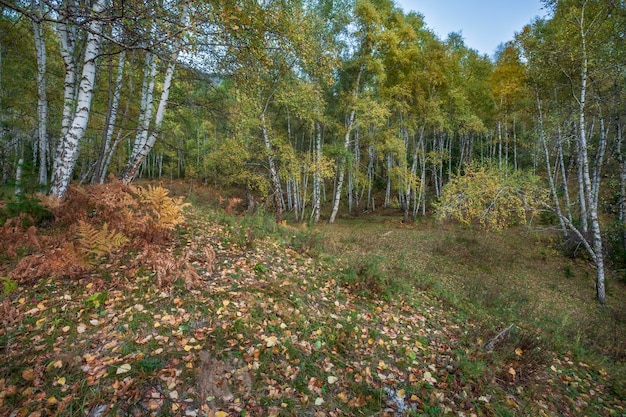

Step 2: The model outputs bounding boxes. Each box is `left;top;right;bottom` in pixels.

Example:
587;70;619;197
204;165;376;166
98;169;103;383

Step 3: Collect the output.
1;206;623;417
116;364;132;375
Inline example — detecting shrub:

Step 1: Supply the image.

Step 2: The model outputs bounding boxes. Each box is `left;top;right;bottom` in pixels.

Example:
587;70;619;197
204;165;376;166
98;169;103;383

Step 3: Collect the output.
434;164;548;231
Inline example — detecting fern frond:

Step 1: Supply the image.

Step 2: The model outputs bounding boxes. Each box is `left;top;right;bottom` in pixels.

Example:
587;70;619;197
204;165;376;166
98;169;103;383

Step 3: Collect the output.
77;220;129;259
134;185;190;231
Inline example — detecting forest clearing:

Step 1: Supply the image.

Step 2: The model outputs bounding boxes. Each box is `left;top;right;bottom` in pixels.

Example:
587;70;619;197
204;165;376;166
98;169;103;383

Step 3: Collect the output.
0;180;625;416
1;0;626;415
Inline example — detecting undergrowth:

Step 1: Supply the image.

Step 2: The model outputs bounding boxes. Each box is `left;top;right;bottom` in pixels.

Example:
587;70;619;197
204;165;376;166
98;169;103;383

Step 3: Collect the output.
1;182;625;416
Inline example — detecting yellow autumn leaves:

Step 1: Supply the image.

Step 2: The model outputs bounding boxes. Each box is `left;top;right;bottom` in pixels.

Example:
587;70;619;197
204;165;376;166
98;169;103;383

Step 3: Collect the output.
435;164;548;231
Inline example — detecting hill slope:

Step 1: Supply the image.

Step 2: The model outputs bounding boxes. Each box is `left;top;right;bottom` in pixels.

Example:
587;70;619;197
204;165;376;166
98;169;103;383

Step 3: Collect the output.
1;198;625;416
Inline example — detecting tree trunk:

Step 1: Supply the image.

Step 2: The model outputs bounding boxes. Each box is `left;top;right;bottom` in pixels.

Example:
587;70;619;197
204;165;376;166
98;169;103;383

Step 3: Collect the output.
120;46;179;183
577;5;605;303
50;0;105;199
260;112;283;223
537;94;567;236
32;0;48;186
93;50;126;184
329;66;362;224
311;121;322;223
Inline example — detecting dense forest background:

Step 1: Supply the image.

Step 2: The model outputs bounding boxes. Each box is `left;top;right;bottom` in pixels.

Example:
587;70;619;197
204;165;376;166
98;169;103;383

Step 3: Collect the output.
1;0;625;303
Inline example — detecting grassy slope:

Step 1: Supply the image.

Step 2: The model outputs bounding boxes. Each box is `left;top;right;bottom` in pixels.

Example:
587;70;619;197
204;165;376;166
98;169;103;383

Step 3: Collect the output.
1;196;625;416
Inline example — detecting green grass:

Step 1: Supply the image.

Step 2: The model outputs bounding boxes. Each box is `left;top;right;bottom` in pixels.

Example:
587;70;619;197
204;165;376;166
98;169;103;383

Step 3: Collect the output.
2;193;626;416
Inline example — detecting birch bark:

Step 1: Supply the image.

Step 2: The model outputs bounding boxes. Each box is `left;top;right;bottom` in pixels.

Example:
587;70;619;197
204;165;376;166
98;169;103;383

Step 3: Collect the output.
311;121;322;223
120;48;178;183
329;67;362;224
32;0;48;186
576;2;605;303
49;0;106;198
93;49;126;184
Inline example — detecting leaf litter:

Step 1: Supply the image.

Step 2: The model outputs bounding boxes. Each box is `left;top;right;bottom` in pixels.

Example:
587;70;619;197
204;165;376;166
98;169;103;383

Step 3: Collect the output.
0;206;624;416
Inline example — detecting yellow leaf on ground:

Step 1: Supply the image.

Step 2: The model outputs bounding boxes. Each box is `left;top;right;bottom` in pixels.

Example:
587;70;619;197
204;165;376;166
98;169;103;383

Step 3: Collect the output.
266;335;278;347
116;364;131;374
508;367;516;376
515;348;523;356
215;411;228;417
22;369;35;381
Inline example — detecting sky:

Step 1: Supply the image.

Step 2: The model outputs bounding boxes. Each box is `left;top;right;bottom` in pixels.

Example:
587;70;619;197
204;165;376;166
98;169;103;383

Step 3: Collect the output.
394;0;547;57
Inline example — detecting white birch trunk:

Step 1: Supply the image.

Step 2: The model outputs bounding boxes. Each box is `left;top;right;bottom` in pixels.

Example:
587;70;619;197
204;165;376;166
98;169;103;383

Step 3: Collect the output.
329;107;356;224
53;7;77;181
557;126;573;223
537;94;567;236
94;49;126;184
259;111;283;223
32;0;48;186
120;48;178;183
50;0;105;198
329;67;362;224
15;158;24;196
311;121;322;223
577;3;605;303
130;52;157;161
366;144;374;211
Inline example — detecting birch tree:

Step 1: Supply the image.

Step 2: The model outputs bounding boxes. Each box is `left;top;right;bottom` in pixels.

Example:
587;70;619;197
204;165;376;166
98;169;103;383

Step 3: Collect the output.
49;0;106;198
31;0;48;186
119;2;189;184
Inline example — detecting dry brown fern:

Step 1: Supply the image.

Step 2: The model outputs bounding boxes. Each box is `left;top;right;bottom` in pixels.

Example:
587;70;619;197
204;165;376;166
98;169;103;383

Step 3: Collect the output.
8;243;89;283
134;243;202;289
77;220;129;261
5;180;192;286
134;185;190;228
0;217;41;259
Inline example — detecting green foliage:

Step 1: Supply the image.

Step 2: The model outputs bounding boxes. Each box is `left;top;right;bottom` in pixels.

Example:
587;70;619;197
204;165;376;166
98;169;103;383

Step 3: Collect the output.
338;255;403;299
83;291;108;310
0;195;54;227
1;277;18;296
434;164;548;231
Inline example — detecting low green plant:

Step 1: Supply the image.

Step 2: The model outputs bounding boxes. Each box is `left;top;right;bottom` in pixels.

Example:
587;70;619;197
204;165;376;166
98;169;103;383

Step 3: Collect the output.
0;194;54;227
1;277;18;295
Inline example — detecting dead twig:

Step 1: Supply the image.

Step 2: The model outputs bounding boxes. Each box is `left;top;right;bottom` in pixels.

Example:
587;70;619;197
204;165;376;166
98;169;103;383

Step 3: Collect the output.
485;324;514;351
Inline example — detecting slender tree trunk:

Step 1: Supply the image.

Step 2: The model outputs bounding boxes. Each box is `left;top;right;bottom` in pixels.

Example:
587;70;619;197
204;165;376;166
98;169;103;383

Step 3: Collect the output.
329;67;362;224
328;106;355;223
50;0;105;198
577;4;605;303
32;0;48;186
15;158;23;196
498;119;503;169
513;117;518;171
129;52;157;163
366;144;374;211
52;2;77;185
537;94;567;236
385;153;392;207
557;125;573;223
260;112;283;223
120;45;179;183
591;106;607;210
311;121;322;223
93;50;126;184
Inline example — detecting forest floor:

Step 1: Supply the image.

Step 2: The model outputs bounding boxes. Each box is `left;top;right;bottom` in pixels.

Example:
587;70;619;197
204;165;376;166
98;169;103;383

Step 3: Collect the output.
1;181;625;417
